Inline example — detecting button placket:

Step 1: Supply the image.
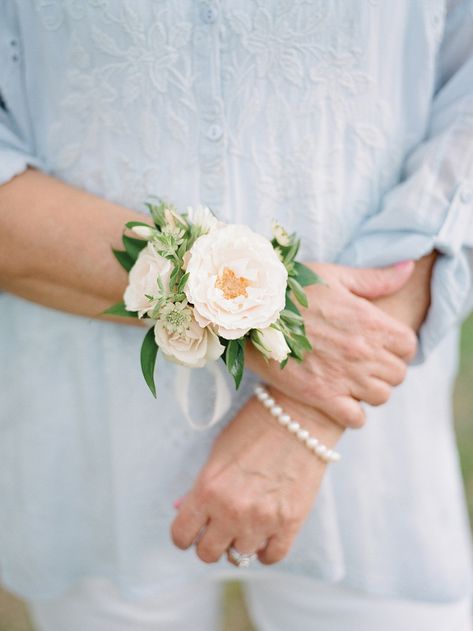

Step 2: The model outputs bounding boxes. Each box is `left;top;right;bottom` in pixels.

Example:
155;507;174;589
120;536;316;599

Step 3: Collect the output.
195;1;226;209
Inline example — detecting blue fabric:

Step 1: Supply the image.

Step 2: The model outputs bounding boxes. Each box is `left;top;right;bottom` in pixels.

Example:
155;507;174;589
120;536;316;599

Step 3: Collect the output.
0;0;472;604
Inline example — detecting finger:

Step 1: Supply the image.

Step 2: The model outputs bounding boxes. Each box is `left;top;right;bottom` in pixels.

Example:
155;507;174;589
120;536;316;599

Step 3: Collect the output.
350;377;392;407
227;534;268;566
381;322;418;362
195;521;233;564
257;534;293;565
171;499;208;550
368;350;408;387
340;261;414;300
309;395;366;430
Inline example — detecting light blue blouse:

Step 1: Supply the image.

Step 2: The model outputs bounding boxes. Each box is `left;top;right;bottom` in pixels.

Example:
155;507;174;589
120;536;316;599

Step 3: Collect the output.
0;0;473;604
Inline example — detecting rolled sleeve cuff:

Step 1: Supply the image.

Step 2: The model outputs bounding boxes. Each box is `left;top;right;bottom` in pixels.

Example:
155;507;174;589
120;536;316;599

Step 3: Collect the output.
337;183;473;364
0;147;44;187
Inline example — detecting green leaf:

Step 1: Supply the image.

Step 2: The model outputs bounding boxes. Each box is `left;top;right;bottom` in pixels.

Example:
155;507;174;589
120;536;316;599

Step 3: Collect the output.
280;309;304;324
145;201;166;228
224;339;246;389
290;333;312;352
102;302;138;318
178;272;190;292
285;293;301;316
285;335;304;361
140;327;159;398
288;277;309;308
279;357;289;369
112;248;135;272
283;237;300;264
122;234;147;260
292;261;323;287
169;265;181;291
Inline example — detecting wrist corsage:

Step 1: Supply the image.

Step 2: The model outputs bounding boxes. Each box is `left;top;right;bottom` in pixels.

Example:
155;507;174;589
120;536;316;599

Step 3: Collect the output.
105;202;321;397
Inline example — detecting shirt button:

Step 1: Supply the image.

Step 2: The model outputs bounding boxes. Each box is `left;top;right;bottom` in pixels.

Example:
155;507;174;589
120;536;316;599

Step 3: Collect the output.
206;123;223;141
200;5;218;24
460;189;473;204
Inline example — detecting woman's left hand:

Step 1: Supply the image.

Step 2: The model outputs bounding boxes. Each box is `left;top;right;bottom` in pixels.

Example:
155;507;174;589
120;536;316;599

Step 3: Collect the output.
170;389;342;565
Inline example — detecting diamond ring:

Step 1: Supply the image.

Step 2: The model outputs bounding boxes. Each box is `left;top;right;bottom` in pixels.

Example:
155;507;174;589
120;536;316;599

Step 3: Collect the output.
228;546;257;568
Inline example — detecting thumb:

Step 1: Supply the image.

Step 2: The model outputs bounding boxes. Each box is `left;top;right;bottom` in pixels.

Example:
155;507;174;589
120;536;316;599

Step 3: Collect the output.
342;260;415;299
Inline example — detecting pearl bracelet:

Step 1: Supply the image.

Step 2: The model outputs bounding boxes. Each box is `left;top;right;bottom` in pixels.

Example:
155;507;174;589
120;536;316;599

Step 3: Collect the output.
254;384;341;464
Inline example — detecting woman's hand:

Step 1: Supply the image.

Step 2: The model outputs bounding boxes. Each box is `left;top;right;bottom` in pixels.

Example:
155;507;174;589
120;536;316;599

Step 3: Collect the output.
171;390;342;565
247;260;419;429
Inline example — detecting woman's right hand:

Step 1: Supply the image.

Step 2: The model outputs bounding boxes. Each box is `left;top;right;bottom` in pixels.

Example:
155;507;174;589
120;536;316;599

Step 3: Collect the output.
246;261;418;429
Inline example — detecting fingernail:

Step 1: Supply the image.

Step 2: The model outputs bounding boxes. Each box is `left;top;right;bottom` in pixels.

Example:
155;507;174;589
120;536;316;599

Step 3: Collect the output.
173;497;184;510
394;260;413;269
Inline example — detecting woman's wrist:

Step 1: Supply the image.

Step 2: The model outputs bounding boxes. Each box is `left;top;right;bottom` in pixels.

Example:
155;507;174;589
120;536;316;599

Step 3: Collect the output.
256;383;345;452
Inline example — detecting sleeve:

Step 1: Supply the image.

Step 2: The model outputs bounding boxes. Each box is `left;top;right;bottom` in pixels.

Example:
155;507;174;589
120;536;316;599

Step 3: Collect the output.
337;0;473;363
0;2;44;186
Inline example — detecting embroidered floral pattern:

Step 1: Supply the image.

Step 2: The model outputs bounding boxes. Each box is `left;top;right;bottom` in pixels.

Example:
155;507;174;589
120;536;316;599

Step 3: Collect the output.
27;0;447;260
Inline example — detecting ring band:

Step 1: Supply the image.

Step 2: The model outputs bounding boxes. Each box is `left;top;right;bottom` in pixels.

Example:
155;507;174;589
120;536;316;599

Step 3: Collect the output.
228;546;257;568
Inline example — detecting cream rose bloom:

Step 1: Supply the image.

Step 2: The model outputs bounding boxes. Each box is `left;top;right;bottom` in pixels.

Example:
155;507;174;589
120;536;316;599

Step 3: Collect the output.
154;312;224;368
253;327;291;362
185;224;288;339
123;243;172;317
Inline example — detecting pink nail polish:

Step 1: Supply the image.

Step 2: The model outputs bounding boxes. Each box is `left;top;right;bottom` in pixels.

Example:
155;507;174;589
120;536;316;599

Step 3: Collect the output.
173;498;183;510
395;260;413;269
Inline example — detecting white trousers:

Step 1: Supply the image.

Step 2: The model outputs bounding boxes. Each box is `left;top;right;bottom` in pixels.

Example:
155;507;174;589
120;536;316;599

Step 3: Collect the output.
28;572;473;631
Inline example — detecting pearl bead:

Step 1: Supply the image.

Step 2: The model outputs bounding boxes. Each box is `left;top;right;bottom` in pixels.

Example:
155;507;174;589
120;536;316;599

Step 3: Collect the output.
306;437;319;450
253;384;341;464
296;429;310;442
278;415;290;426
316;444;328;457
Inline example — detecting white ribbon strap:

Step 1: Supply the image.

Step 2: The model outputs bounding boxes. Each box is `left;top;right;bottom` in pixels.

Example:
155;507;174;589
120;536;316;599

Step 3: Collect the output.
175;362;233;431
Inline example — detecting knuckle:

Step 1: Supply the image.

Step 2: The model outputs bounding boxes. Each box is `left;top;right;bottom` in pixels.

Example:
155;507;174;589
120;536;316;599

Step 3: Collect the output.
224;499;252;523
343;335;369;362
279;508;299;530
391;362;407;386
404;331;418;360
253;503;274;526
340;401;366;429
196;479;223;506
369;383;391;406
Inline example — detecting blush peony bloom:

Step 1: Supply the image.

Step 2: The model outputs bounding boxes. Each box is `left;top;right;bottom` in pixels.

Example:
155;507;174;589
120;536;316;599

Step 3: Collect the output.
185;224;288;339
154;306;224;367
123;243;172;317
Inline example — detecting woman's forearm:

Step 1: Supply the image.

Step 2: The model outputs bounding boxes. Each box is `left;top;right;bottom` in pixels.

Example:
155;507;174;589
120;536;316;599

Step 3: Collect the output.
0;169;150;319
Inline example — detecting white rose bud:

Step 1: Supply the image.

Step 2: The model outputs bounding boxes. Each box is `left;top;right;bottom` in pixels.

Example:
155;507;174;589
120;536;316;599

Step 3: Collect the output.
253;327;291;362
131;225;157;239
271;221;291;247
